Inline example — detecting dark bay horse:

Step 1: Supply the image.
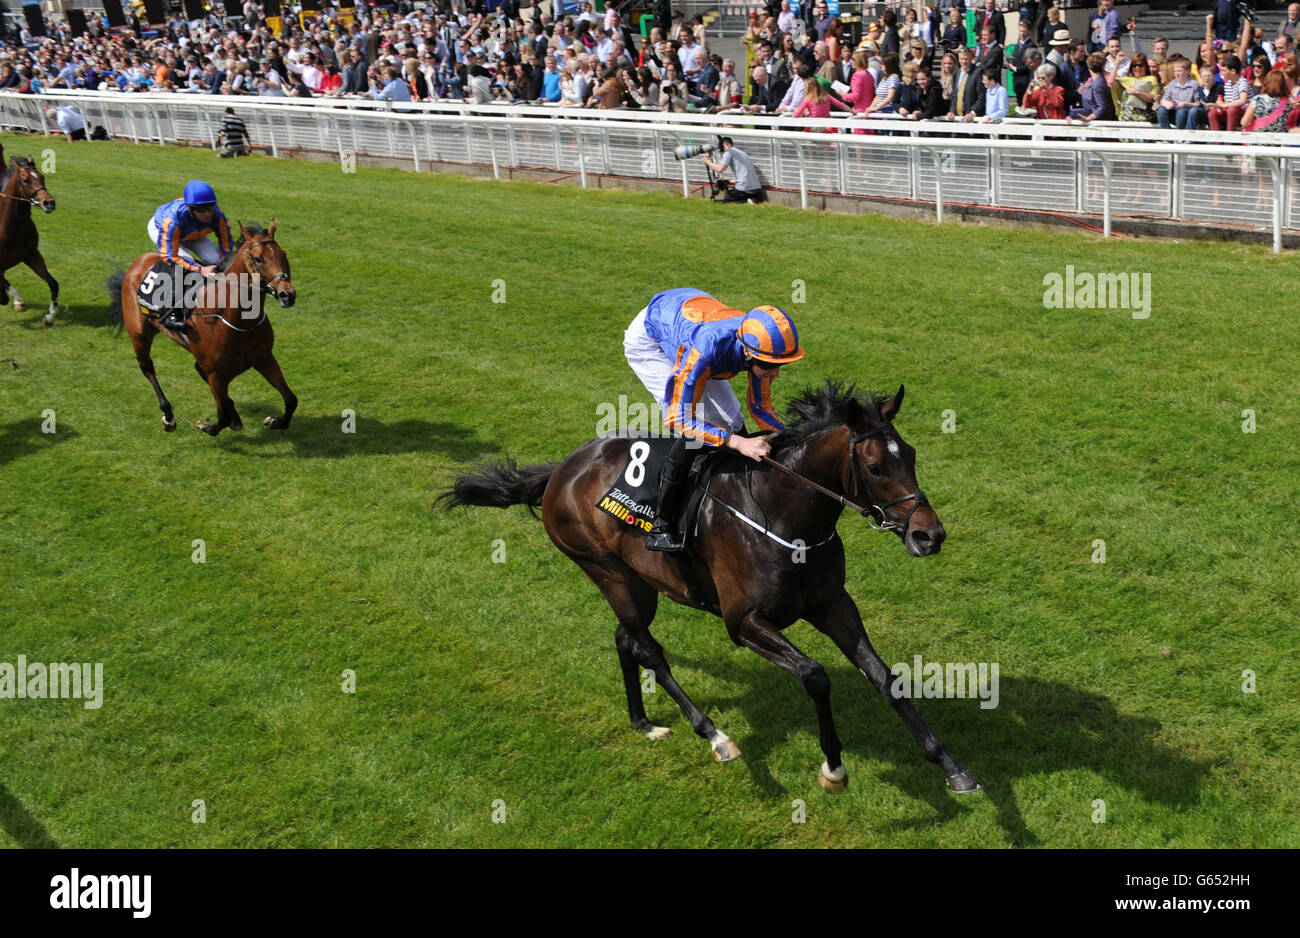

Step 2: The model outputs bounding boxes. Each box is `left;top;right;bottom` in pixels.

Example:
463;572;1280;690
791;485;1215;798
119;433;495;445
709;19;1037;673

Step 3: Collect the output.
443;382;980;795
0;150;59;326
108;221;298;436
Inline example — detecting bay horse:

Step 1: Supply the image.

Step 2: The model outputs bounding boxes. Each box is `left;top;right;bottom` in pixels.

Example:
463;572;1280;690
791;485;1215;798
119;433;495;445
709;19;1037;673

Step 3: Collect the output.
0;150;59;326
108;221;298;436
442;382;981;795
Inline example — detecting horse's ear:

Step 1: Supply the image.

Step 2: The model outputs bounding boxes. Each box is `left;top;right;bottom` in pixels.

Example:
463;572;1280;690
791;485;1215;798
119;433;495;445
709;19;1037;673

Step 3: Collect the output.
267;218;276;238
239;221;250;240
881;384;904;423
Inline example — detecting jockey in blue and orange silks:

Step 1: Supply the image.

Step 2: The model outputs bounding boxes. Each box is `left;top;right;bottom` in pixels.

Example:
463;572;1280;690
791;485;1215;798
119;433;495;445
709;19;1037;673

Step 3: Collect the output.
623;287;806;552
146;179;234;330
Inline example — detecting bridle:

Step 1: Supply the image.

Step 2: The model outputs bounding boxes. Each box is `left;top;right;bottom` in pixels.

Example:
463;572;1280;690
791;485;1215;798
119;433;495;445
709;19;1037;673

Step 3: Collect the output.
760;423;930;537
0;191;47;206
241;237;291;295
845;426;930;535
0;167;51;206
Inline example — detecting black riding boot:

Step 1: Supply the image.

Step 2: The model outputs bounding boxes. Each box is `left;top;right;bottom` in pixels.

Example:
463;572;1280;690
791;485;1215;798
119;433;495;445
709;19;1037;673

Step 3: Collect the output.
160;308;187;332
645;436;692;552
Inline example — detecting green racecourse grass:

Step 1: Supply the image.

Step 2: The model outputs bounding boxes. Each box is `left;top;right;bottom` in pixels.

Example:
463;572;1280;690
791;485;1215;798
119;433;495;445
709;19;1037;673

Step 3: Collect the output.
0;135;1297;849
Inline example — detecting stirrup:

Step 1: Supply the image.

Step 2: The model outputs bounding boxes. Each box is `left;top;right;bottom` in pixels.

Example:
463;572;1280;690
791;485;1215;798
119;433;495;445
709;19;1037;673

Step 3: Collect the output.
644;518;684;552
160;310;187;332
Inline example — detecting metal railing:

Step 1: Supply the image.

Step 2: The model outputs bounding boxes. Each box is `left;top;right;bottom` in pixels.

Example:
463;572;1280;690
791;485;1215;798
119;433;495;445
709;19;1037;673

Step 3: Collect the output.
7;90;1297;250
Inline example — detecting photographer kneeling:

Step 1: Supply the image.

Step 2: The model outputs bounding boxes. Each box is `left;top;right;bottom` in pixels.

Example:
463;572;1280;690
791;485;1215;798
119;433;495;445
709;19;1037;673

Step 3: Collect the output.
702;137;764;204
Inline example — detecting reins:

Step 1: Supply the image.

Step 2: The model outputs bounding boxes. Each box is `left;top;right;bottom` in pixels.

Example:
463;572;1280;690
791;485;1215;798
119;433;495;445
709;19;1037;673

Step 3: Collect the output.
0;191;42;206
760;424;931;535
186;238;285;332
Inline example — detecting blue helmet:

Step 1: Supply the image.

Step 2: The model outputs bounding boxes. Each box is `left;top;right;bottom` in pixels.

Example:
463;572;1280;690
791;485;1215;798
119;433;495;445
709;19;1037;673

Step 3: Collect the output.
183;180;217;207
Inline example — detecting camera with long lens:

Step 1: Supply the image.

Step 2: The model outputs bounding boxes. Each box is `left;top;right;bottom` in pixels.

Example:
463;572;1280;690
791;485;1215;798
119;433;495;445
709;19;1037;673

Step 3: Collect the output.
1233;0;1256;21
672;143;718;161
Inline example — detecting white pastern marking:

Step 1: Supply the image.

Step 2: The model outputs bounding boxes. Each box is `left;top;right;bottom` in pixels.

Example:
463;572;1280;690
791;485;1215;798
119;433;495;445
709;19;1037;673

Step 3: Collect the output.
821;761;846;783
645;725;671;740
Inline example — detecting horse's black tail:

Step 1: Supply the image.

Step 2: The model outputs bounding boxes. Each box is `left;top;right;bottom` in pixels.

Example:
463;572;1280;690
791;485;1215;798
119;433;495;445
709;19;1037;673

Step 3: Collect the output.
106;268;125;331
438;457;558;515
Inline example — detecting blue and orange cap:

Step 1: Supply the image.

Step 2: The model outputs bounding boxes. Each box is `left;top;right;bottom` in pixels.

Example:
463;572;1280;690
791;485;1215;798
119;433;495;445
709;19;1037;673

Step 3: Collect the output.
737;306;805;364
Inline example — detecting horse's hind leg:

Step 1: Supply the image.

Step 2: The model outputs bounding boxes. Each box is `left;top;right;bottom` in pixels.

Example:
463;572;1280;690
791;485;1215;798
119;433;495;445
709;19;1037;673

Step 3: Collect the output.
23;251;58;325
812;589;980;794
130;328;178;432
254;354;297;430
578;558;739;761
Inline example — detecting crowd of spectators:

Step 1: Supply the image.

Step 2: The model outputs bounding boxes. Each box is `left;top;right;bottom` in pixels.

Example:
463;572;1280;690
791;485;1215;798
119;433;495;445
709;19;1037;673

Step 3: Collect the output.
1;0;1299;135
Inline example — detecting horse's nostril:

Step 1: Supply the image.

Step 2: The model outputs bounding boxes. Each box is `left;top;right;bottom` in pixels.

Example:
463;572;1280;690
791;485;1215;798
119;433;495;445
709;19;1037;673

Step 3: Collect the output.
911;529;932;546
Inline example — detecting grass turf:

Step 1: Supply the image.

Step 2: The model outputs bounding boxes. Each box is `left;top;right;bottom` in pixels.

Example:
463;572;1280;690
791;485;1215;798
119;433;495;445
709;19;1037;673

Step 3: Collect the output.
0;135;1296;848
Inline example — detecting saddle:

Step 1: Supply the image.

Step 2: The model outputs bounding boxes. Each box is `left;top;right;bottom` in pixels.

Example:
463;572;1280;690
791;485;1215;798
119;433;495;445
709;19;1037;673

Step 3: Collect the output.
596;435;733;613
136;259;197;327
595;435;727;545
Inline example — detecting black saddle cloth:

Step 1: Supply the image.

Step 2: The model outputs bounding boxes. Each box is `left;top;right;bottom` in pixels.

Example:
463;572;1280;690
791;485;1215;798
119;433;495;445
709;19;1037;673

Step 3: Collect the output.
595;434;728;541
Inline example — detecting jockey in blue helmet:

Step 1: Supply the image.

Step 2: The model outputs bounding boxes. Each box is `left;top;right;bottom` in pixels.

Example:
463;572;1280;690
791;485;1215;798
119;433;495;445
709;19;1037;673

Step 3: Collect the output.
147;180;234;330
624;288;806;552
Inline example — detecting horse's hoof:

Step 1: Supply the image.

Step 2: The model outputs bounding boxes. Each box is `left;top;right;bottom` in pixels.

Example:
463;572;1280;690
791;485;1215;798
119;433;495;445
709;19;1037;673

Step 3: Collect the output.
644;725;671;741
711;734;741;762
13;301;26;312
162;417;177;432
42;314;54;327
229;418;243;431
196;419;217;435
946;769;982;794
818;761;848;794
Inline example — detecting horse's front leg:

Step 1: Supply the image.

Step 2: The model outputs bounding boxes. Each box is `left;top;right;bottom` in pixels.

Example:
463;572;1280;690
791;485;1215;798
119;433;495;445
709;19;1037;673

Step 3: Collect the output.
23;251;59;326
730;611;846;792
810;589;981;794
254;353;297;430
4;279;24;311
195;369;235;436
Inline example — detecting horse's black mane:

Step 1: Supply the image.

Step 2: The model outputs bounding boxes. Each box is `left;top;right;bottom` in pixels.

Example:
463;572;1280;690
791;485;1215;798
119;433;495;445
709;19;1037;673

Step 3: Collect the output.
769;381;888;454
217;221;267;272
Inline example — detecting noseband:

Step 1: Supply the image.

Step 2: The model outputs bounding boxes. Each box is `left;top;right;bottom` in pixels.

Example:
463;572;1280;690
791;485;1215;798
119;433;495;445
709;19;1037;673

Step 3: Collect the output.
245;239;290;293
847;427;930;536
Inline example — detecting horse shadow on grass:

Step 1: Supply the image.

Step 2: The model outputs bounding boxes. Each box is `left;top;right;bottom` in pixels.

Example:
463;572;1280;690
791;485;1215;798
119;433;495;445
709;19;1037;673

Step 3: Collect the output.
0;418;79;467
664;651;1209;846
1;301;103;330
0;783;59;848
212;413;498;462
